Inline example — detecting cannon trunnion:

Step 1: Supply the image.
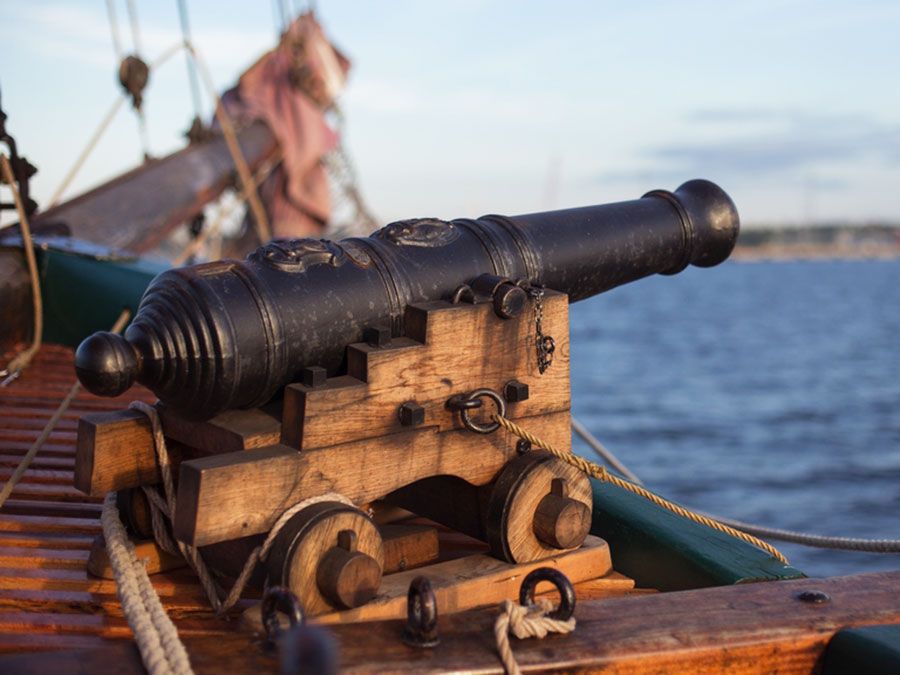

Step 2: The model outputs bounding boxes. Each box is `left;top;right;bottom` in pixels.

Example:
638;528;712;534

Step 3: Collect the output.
73;182;740;620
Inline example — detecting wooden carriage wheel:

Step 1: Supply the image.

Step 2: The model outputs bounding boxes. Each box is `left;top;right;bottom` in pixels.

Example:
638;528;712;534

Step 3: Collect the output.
265;501;384;615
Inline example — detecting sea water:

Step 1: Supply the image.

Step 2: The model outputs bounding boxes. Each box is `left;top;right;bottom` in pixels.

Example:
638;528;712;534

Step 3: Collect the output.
569;259;900;577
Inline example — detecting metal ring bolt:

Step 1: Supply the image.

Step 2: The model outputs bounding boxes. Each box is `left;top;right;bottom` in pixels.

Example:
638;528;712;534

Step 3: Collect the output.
401;576;439;648
261;585;305;647
458;388;507;434
518;567;576;621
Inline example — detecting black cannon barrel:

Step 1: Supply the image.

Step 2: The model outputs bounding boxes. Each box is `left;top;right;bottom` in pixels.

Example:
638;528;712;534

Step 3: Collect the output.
75;179;739;418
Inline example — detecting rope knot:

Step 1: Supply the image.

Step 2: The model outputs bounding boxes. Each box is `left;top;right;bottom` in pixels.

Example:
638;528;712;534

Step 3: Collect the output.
494;598;576;675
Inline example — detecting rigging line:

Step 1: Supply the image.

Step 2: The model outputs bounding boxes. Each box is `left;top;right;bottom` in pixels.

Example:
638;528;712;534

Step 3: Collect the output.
0;154;42;386
0;308;131;509
125;0;144;55
175;0;204;123
105;0;125;60
46;41;185;208
572;416;643;484
185;43;272;242
171;158;279;266
136;110;151;162
121;0;150;159
571;415;900;554
496;413;789;563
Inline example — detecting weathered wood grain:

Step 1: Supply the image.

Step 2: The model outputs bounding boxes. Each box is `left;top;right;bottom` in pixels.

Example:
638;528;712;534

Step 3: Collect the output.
74;410;154;496
244;535;613;628
322;570;900;673
176;411;571;547
265;502;384;616
86;535;185;579
282;294;570;450
32;121;278;254
381;523;439;574
158;405;281;455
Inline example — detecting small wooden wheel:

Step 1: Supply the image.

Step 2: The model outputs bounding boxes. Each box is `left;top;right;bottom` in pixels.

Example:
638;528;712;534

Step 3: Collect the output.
486;452;592;563
265;501;384;615
116;488;153;538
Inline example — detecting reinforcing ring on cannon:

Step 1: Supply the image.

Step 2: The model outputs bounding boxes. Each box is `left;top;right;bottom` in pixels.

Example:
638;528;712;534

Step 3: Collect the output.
446;388;507;434
518;568;576;621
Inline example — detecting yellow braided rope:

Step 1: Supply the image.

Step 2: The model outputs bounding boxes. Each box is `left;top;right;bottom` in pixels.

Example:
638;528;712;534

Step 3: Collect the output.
493;414;789;564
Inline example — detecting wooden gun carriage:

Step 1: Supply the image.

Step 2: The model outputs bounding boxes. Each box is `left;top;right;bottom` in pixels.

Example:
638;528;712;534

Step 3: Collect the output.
70;179;743;621
75;282;609;619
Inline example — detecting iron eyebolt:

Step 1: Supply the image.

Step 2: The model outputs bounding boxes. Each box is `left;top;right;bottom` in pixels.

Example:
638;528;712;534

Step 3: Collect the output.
519;567;576;621
446;388;507;434
261;585;305;648
402;576;439;648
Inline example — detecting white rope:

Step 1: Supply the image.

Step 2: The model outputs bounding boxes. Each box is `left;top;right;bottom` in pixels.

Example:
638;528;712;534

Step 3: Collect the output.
129;401;354;613
493;599;575;675
572;414;900;554
102;493;194;675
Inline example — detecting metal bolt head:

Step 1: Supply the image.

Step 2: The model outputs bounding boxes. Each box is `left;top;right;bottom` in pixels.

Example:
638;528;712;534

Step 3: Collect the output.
301;366;327;388
504;380;530;403
398;401;425;427
796;590;830;604
493;282;527;319
364;325;391;347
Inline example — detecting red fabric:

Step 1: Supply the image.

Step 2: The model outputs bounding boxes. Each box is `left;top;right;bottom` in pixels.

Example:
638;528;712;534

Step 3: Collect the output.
231;14;349;238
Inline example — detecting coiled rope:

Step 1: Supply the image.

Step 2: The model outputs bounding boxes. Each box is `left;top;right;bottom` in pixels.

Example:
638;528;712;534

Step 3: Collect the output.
102;492;194;675
493;598;576;675
571;415;900;554
493;414;790;564
107;403;355;673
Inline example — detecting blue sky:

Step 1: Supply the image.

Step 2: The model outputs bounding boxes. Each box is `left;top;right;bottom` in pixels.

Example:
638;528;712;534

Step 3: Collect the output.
2;1;899;226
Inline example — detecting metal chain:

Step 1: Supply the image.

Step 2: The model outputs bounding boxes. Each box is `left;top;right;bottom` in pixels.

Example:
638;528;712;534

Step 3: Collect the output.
526;285;555;374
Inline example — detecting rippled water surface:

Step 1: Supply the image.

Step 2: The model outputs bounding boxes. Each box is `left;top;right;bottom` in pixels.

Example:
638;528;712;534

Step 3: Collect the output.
569;260;900;577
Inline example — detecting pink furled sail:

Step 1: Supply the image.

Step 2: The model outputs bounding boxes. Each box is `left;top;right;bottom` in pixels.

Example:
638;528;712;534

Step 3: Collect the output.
225;13;350;239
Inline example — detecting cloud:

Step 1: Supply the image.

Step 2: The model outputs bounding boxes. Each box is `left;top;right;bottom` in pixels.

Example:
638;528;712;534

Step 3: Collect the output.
599;109;900;184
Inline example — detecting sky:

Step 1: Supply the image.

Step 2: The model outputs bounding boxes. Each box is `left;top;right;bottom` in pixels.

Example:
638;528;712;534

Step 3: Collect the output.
1;0;899;227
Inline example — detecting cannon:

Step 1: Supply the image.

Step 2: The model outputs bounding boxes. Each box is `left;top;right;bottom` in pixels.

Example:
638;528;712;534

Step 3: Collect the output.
74;180;739;620
75;179;738;419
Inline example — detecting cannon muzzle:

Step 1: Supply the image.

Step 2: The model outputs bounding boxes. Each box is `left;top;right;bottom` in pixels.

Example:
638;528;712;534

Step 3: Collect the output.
75;179;739;418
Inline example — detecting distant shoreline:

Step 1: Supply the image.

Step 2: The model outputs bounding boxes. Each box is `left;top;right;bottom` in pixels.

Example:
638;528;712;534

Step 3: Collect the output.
734;223;900;261
732;244;900;262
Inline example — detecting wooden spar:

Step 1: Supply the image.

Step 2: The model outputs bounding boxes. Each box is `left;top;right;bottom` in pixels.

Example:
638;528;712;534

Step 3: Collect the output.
32;121;279;254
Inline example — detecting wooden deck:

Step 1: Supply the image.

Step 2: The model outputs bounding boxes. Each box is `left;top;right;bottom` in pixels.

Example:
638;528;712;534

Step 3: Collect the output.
0;345;249;655
1;345;897;673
